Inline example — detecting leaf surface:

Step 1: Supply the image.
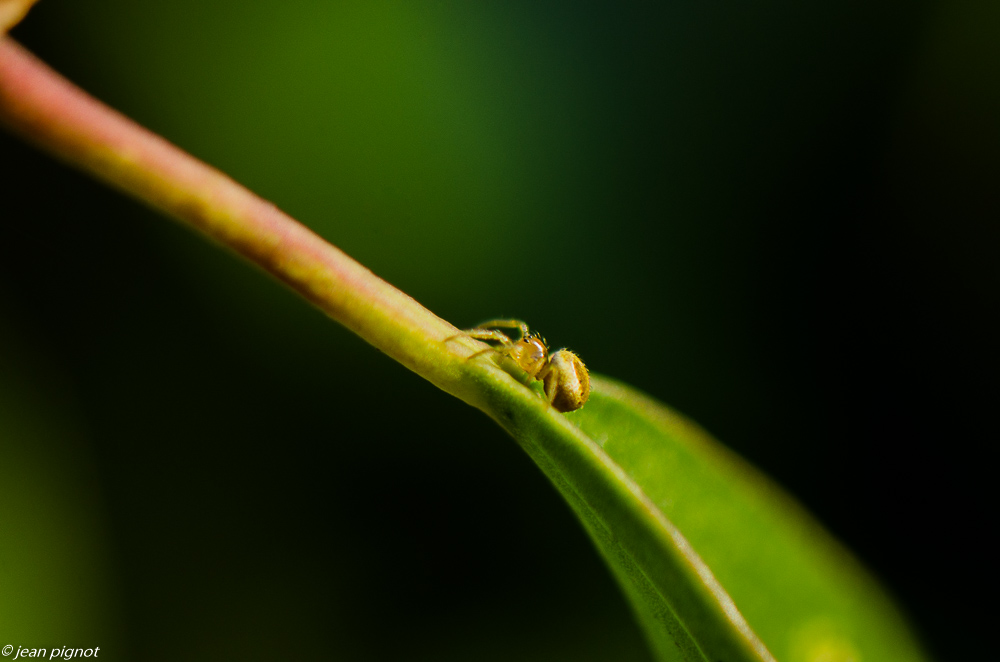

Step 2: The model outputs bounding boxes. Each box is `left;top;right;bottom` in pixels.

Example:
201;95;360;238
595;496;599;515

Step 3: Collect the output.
482;373;929;662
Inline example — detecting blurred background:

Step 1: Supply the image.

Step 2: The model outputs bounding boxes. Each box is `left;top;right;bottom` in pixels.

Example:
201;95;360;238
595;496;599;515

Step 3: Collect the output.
1;1;996;659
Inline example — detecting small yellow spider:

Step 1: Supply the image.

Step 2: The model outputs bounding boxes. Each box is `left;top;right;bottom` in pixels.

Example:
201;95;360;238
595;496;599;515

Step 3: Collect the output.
463;319;590;413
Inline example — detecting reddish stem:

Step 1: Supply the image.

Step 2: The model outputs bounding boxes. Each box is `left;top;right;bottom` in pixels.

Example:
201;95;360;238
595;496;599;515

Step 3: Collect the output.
0;37;489;404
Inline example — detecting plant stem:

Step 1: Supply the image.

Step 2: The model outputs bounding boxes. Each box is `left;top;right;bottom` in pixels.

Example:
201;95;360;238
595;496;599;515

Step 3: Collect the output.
0;36;498;409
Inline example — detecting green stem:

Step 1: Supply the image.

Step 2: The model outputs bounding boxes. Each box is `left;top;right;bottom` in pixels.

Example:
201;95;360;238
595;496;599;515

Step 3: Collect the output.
0;36;500;409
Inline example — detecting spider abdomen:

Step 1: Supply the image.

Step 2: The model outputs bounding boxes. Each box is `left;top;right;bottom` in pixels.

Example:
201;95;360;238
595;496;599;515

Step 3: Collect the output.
543;350;590;413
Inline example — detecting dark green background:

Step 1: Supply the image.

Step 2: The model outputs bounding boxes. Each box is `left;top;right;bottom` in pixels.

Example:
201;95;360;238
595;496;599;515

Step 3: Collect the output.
1;1;996;659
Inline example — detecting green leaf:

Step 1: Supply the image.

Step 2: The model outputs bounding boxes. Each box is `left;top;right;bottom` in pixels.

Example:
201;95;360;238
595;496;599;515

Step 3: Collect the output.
482;373;929;662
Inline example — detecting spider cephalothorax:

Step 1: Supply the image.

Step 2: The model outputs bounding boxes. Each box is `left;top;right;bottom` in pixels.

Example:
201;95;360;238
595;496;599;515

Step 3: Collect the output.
463;319;590;413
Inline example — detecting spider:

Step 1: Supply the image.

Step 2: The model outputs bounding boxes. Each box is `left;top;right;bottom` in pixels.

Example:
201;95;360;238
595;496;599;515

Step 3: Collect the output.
463;319;590;413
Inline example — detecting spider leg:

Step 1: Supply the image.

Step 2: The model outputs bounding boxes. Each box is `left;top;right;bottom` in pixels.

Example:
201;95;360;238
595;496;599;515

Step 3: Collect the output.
467;347;498;361
461;328;515;363
469;319;531;341
535;361;557;403
464;328;514;345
